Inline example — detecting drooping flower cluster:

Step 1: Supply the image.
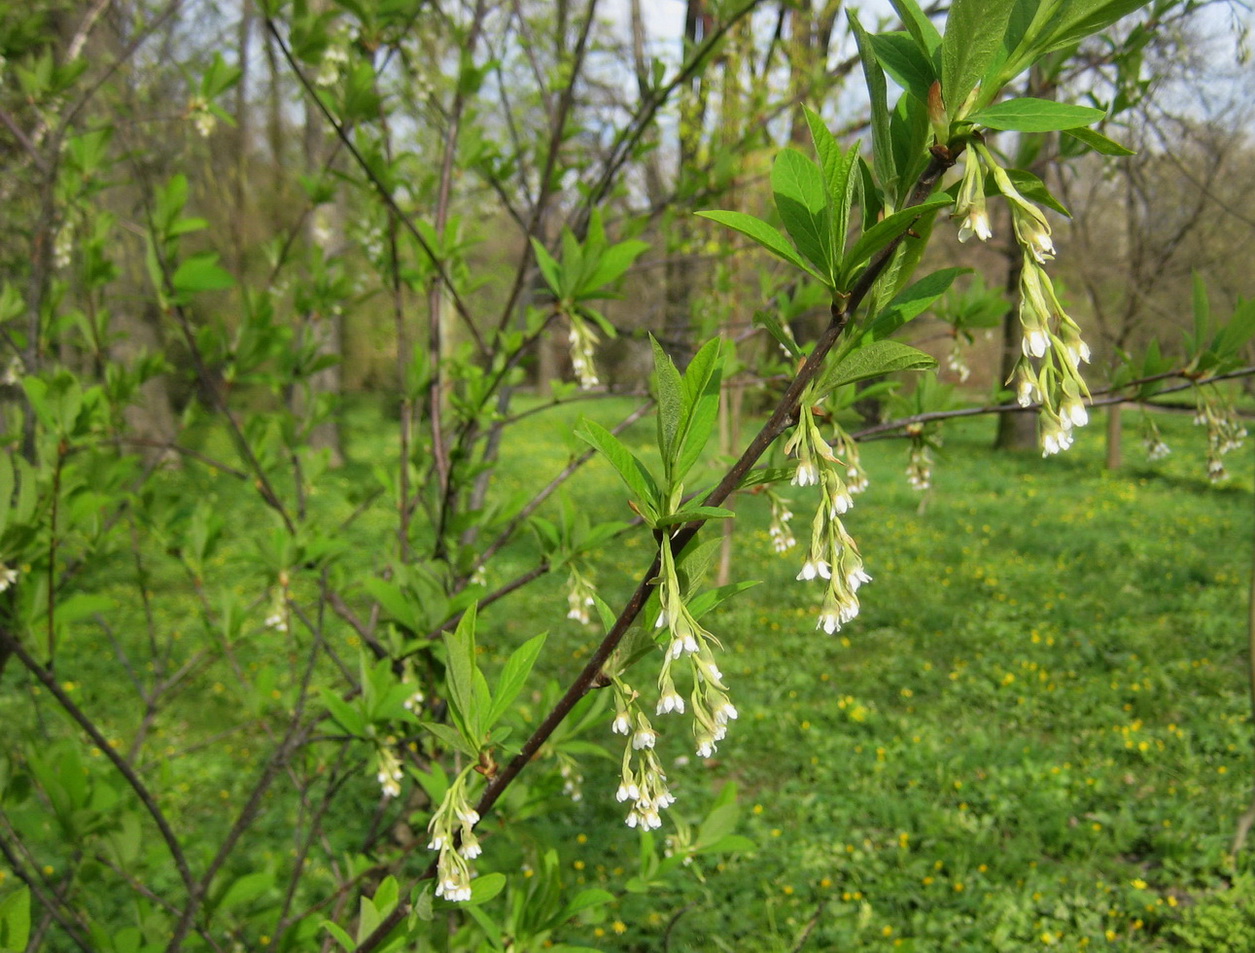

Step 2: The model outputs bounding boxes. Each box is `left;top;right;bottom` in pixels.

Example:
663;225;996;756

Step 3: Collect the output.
374;744;404;800
947;338;972;383
315;40;351;87
264;588;288;633
565;567;597;626
557;752;584;802
1193;386;1247;482
786;401;871;634
610;680;676;830
953;142;1092;457
831;426;869;495
186;97;216;138
426;767;482;902
765;489;796;553
1140;416;1171;462
1;354;24;386
654;537;737;758
400;661;426;714
568;315;601;390
905;425;934;492
0;564;17;593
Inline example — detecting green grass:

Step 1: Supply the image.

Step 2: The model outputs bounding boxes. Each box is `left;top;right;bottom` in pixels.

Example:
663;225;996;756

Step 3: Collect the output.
3;395;1253;952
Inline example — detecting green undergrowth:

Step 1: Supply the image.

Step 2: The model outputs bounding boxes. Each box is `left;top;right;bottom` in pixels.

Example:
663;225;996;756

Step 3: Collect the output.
3;395;1253;952
488;398;1255;952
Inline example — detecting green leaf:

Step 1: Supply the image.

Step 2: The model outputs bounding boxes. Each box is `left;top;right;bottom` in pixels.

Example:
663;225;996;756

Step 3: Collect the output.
217;871;272;912
0;887;30;952
651;336;684;468
654;505;736;528
53;593;113;625
488;632;546;728
754;311;803;360
771;148;835;283
443;604;483;747
695;210;828;285
582;239;650;295
530;238;564;297
320;688;366;737
870;32;937;105
1191;271;1210;354
433;873;506;909
999;168;1071;217
1061;125;1135;156
842;194;953;283
890;0;944;57
688;580;760;620
0;452;12;539
321;919;355;952
822;340;937;391
967;97;1105;132
675;338;723;482
941;0;1014;120
863;267;968;343
850;12;894;198
1042;0;1152;53
1211;299;1255;363
735;467;795;490
576;419;659;521
559;888;614;920
889;92;932;207
421;720;480;758
362;578;420;631
804;110;859;254
697;834;758;854
171;253;235;295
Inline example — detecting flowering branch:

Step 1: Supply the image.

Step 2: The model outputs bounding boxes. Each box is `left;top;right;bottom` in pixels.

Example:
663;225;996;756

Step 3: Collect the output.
351;147;958;953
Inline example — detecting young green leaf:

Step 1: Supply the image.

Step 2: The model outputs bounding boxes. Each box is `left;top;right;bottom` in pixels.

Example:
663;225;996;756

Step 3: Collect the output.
443;604;484;746
771;148;835;283
581;239;650;297
319;688;367;738
488;632;546;728
850;12;895;198
421;721;480;758
529;238;564;298
862;267;968;343
675;338;723;481
1040;0;1154;54
803;109;861;258
890;0;944;57
889;91;931;208
871;32;938;106
1190;270;1210;355
754;310;804;360
172;253;235;295
654;505;736;528
822;339;938;391
695;210;829;285
0;452;12;539
576;419;660;521
841;193;953;284
651;336;685;471
1209;298;1255;367
941;0;1014;121
967;97;1105;132
996;168;1071;218
688;580;761;620
1061;125;1135;156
